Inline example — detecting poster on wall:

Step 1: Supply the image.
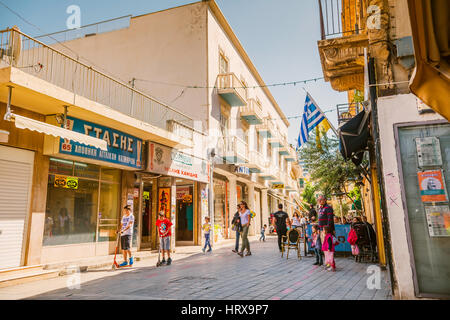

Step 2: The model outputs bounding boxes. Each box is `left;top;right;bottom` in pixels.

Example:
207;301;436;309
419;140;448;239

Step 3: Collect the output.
417;170;448;203
415;137;443;167
158;188;171;218
424;205;450;237
176;186;190;200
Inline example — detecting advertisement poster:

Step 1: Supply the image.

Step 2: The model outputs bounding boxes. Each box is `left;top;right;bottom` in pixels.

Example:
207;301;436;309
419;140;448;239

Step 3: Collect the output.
417;170;448;203
158;188;171;218
415;137;442;167
176;186;190;200
424;205;450;237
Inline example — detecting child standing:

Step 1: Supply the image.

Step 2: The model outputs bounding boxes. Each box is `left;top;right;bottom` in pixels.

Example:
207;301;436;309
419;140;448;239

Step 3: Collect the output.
119;205;134;267
202;216;212;253
259;224;267;242
156;211;173;265
321;225;336;271
310;224;323;266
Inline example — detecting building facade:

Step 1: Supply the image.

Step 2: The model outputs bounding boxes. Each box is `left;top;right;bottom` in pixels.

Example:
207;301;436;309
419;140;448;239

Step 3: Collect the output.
51;0;302;243
316;0;450;299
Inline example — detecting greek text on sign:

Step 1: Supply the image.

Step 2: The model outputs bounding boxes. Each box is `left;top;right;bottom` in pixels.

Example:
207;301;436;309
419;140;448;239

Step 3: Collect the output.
272;183;284;189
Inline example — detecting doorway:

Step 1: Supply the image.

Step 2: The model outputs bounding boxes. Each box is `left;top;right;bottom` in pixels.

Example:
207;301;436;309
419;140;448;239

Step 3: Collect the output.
140;179;153;249
175;179;194;245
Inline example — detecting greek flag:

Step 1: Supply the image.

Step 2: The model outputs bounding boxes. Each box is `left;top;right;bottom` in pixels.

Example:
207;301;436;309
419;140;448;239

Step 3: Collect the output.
297;94;325;148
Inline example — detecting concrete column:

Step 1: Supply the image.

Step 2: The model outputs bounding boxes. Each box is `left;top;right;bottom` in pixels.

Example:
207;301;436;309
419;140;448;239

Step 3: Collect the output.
247;182;255;236
228;176;237;239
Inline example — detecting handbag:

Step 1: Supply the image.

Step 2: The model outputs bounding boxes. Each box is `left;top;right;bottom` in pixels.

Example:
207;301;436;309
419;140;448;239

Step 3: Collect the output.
351;245;360;255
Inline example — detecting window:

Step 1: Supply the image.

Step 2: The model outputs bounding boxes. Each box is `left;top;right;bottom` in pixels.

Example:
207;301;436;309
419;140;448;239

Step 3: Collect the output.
44;159;121;246
397;123;450;296
219;52;228;74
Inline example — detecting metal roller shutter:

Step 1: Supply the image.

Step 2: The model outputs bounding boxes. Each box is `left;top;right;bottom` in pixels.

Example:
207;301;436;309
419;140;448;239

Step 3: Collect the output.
0;146;34;269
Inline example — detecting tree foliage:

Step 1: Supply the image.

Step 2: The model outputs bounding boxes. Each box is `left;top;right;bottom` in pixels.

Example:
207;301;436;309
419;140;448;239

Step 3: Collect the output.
298;131;362;200
301;182;317;208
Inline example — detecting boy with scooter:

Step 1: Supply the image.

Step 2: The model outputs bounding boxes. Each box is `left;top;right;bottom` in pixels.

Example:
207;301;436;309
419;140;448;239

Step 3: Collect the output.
156;211;173;265
118;205;135;267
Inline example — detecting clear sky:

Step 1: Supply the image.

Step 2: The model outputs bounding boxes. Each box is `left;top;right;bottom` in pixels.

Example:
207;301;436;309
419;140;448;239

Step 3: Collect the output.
0;0;347;145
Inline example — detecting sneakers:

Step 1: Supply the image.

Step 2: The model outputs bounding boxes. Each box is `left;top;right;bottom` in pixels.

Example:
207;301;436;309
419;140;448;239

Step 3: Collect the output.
128;256;134;266
245;251;252;256
202;248;206;253
119;261;128;267
161;258;166;264
207;248;212;252
237;252;244;257
167;257;172;265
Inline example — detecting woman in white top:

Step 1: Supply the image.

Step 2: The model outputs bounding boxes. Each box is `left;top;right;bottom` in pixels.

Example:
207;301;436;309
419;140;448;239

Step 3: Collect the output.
291;212;301;229
238;201;252;257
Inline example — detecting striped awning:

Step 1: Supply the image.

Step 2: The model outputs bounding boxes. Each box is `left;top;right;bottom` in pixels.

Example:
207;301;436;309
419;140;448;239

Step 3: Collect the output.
12;114;107;151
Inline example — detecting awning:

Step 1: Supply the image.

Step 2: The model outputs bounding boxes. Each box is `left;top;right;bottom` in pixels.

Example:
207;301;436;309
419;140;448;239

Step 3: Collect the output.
408;0;450;120
339;109;370;166
12;114;108;151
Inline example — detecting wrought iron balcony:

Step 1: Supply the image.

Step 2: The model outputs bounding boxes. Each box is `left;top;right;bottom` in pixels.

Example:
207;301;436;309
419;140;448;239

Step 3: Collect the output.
317;0;368;92
216;73;247;106
240;98;264;125
337;101;363;126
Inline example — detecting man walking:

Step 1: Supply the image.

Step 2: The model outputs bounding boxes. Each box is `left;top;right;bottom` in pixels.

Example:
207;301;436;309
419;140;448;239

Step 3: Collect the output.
317;195;334;243
272;204;289;252
231;206;241;253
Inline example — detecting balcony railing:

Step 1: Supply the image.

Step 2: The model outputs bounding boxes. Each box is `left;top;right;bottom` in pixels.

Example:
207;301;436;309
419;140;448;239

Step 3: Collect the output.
256;118;276;138
216;73;247;106
337;101;363;126
247;150;267;172
240;98;264;125
221;135;248;164
0;28;194;137
318;0;366;40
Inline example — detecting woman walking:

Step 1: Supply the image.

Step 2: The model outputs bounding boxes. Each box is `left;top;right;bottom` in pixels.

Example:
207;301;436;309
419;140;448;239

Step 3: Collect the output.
237;201;252;257
291;212;301;229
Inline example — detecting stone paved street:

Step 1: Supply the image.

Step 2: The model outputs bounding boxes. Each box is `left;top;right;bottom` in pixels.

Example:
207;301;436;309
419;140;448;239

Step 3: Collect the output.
8;237;393;300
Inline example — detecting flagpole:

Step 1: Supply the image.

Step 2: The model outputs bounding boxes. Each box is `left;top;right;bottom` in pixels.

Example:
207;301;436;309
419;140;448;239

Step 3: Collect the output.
301;88;339;136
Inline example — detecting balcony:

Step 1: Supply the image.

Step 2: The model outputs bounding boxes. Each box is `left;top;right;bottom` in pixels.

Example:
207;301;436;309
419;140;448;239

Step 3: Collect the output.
240;98;264;125
216;73;247;106
337;101;364;126
220;135;248;164
278;136;290;155
285;146;298;162
317;0;368;92
247;150;267;173
0;28;194;148
259;165;278;181
257;118;275;138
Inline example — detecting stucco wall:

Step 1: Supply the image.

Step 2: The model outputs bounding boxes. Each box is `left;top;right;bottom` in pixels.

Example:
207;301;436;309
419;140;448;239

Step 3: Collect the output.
377;93;445;299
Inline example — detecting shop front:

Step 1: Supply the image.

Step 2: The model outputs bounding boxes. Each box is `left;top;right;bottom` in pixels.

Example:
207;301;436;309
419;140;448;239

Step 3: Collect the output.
146;141;209;248
213;173;228;242
41;116;143;263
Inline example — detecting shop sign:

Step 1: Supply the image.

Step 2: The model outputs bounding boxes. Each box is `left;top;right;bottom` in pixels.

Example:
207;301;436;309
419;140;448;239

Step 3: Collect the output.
182;194;193;203
54;175;79;189
60;117;143;169
272;183;284;189
417;170;448;203
176;186;190;200
148;142;209;183
235;166;250;176
143;191;150;200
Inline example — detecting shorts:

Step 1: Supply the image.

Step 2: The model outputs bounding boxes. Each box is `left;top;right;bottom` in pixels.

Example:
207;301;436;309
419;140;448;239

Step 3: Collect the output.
120;234;131;250
160;236;171;250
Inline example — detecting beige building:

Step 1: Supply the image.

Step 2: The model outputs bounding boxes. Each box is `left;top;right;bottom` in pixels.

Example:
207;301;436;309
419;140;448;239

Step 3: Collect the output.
50;0;302;243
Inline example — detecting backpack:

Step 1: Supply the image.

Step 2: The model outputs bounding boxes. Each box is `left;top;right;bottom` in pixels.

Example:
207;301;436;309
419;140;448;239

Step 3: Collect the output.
347;228;358;245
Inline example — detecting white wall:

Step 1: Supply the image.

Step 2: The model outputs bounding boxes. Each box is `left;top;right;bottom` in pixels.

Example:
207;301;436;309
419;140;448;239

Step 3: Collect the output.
377;93;446;299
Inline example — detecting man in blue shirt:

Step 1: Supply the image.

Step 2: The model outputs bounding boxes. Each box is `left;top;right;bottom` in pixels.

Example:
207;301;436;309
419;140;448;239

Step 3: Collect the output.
317;195;334;243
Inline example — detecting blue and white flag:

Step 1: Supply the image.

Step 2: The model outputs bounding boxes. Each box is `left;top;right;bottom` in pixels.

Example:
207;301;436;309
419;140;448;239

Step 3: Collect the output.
297;93;326;149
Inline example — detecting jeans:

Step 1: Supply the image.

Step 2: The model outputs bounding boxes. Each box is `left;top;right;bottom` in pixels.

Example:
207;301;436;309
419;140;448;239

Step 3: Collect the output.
203;233;211;251
259;232;265;241
314;247;323;264
240;225;250;253
277;228;287;251
235;230;240;251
